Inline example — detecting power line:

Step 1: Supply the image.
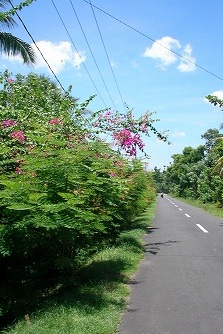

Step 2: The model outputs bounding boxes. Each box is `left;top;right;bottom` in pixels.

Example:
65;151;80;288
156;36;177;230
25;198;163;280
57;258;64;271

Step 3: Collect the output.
7;0;66;92
88;0;127;111
68;0;117;111
82;0;223;81
51;0;108;109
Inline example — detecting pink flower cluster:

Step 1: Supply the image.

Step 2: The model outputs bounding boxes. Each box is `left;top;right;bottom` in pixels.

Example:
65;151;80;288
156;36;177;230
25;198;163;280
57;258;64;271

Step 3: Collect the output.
49;118;62;125
1;119;25;143
7;78;15;84
113;128;145;156
11;130;25;142
15;167;23;175
1;119;17;128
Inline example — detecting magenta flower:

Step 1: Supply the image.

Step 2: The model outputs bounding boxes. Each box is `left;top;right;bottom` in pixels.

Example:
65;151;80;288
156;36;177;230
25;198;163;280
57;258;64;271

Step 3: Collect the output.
7;78;15;83
113;128;145;156
109;171;116;177
49;118;61;125
15;167;23;175
1;119;17;128
113;129;132;147
11;130;25;142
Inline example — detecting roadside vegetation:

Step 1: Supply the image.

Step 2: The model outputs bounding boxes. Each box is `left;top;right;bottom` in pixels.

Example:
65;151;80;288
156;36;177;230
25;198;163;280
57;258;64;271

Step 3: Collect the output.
1;203;156;334
0;2;160;332
0;68;161;332
153;96;223;215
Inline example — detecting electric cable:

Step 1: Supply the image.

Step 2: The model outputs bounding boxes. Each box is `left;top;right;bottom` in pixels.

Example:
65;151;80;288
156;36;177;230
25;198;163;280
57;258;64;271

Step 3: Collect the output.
8;0;67;92
82;0;223;81
51;0;108;109
68;0;117;111
88;0;126;111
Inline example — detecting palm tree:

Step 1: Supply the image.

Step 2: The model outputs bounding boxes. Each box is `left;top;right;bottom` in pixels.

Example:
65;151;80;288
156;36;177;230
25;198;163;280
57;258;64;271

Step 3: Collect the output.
0;0;36;64
213;156;223;177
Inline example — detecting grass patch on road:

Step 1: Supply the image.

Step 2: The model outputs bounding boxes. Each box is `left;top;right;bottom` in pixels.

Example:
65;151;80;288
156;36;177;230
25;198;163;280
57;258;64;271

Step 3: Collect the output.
2;203;156;334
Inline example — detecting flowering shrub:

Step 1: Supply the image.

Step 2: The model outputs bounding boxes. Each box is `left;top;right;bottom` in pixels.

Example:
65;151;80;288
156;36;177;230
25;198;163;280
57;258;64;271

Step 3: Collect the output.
0;70;160;319
89;107;168;157
49;118;62;125
1;119;17;128
11;130;25;142
113;128;145;156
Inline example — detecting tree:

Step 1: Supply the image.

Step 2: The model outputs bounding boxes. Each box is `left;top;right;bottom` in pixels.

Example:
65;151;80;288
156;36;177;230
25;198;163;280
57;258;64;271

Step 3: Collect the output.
0;0;36;64
201;128;222;153
163;146;205;198
206;95;223;176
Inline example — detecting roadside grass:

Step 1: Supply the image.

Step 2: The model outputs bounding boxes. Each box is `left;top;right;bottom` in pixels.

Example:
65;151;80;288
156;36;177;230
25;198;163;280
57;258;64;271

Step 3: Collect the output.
2;202;156;334
173;196;223;219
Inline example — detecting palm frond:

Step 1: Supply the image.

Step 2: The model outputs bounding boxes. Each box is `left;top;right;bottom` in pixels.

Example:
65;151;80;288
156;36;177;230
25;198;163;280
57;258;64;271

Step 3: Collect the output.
0;32;36;64
213;156;223;176
0;12;16;28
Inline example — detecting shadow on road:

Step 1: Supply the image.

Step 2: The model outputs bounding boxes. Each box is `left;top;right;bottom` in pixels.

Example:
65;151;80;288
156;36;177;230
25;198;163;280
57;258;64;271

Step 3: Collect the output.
145;227;160;234
144;240;180;255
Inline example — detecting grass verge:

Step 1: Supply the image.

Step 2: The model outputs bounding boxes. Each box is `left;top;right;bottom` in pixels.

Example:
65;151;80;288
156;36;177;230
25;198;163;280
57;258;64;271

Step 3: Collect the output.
1;202;156;334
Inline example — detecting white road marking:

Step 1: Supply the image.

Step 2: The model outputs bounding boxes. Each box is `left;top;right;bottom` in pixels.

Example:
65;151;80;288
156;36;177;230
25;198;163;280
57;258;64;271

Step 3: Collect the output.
178;208;182;211
196;224;209;233
185;214;190;218
175;204;178;207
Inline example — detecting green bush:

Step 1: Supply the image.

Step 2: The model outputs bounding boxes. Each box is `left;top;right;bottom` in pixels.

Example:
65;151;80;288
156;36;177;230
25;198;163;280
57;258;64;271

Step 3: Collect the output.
0;71;158;322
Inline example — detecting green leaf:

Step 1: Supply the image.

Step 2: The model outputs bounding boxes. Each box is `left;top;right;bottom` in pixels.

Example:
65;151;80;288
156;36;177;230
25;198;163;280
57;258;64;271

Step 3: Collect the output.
7;204;34;211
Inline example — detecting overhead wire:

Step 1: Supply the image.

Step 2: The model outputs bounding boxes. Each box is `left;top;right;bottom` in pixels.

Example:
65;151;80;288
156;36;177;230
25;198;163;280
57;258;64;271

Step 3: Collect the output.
7;0;66;92
68;0;117;111
88;0;127;111
82;0;223;81
51;0;108;109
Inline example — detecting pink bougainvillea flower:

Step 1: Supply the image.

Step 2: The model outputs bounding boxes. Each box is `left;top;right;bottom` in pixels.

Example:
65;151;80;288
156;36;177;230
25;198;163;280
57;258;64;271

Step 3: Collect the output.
49;118;61;125
104;111;111;117
15;167;23;175
11;130;25;142
113;128;145;156
1;119;17;128
109;171;116;177
140;123;147;132
7;78;15;83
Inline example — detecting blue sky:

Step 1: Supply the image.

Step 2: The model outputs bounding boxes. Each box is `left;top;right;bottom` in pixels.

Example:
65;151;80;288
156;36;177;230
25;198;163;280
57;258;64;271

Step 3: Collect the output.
2;0;223;169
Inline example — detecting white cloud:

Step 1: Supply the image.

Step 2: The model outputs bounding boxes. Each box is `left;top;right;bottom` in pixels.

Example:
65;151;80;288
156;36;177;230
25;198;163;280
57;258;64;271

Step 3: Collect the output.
72;50;86;68
203;90;223;104
33;41;86;73
209;90;223;100
2;52;23;63
142;36;196;72
142;36;181;68
3;40;86;74
172;130;186;138
177;44;196;72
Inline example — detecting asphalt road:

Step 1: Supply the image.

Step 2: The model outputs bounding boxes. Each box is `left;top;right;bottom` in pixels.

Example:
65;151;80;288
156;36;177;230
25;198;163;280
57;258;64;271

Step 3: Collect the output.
119;194;223;334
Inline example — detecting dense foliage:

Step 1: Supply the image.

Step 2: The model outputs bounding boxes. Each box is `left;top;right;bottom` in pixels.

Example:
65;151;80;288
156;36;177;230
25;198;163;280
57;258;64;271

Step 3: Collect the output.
0;70;161;322
154;120;223;206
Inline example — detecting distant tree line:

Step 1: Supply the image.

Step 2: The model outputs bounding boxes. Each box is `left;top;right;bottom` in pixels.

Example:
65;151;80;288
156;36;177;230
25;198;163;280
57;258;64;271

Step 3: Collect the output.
153;96;223;206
